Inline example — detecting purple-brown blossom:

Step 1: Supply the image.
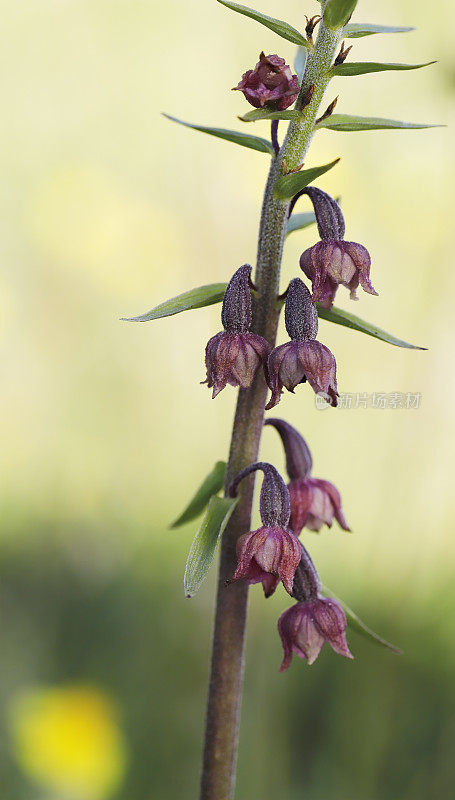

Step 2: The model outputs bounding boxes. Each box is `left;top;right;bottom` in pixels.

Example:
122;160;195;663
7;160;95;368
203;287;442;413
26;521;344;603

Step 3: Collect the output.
278;596;353;669
298;187;377;309
204;264;270;397
234;52;300;110
265;279;338;408
228;462;301;597
288;477;350;534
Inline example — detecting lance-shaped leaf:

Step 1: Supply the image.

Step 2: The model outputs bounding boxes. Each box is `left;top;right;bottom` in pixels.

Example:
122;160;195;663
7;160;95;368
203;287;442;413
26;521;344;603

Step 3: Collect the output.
344;23;415;38
274;159;340;201
322;585;402;654
184;496;239;597
317;304;426;350
329;61;435;77
163;114;275;155
170;461;227;529
217;0;308;46
315;113;442;132
286;211;317;235
122;284;226;323
294;46;307;83
323;0;358;30
239;108;301;123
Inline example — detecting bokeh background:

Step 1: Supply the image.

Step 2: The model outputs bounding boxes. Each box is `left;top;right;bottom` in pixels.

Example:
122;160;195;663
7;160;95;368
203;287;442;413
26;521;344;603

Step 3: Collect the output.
1;0;454;797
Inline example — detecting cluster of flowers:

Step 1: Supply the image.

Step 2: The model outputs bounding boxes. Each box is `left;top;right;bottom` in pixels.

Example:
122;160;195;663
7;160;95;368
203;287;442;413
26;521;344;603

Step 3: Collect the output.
202;53;377;667
227;423;351;668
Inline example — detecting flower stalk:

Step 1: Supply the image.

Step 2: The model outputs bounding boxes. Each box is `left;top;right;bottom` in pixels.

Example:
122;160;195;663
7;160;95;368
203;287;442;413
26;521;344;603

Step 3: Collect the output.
200;10;344;799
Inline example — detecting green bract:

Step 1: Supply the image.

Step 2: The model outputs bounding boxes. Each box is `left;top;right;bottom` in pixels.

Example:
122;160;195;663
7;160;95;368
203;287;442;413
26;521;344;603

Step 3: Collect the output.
217;0;308;46
323;0;358;30
163;114;275;155
184;496;239;597
171;462;227;529
329;61;435;78
315;114;442;132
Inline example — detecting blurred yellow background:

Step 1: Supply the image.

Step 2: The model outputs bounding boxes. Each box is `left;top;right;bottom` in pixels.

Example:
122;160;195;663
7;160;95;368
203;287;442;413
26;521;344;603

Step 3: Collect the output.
1;0;454;798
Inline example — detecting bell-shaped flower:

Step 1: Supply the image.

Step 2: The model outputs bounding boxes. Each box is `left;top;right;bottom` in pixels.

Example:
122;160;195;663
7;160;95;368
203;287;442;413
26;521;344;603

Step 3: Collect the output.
278;596;353;669
234;52;300;110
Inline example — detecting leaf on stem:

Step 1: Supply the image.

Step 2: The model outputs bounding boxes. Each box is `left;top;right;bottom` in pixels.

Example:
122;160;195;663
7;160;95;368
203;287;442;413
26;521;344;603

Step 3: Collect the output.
170;461;227;529
184;496;239;597
217;0;308;46
273;159;340;201
315;113;442;132
329;61;435;77
343;23;415;38
239;108;301;122
294;46;307;83
317;304;426;350
323;0;358;30
121;284;226;323
322;585;403;654
163;114;275;155
286;211;317;235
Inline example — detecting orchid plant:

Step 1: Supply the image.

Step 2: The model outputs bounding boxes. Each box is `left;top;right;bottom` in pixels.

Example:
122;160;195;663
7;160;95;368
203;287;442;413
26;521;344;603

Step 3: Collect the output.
124;1;436;797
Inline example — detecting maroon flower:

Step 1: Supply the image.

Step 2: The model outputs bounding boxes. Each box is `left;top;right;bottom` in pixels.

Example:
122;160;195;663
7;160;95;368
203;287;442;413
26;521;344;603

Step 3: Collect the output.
278;597;353;669
232;526;302;597
297;187;377;309
288;477;350;534
234;52;300;110
229;462;300;597
204;264;270;397
266;339;338;409
266;278;338;409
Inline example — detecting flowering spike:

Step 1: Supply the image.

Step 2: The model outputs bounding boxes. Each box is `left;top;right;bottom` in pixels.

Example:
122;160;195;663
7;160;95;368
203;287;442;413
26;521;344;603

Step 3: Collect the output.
303;187;345;241
221;264;252;333
278;596;353;669
284;278;319;341
264;418;313;480
229;461;290;528
234;53;300;111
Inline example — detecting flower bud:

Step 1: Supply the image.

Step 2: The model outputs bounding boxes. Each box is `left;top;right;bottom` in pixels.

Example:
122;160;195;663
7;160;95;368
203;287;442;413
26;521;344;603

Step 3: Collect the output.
284;278;318;342
278;596;353;669
203;265;270;397
228;462;301;596
264;418;313;481
234;52;300;111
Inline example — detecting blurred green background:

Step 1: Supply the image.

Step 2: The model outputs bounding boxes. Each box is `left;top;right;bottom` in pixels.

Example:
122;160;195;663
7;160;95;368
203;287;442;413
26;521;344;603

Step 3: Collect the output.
1;0;454;797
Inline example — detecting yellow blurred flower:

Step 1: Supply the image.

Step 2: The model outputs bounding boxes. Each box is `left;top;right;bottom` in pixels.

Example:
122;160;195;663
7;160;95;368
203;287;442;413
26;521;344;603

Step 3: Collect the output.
10;684;128;800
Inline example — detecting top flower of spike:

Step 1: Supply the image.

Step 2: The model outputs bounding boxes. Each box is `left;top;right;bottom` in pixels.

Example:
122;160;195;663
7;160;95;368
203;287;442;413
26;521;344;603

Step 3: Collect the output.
234;52;300;110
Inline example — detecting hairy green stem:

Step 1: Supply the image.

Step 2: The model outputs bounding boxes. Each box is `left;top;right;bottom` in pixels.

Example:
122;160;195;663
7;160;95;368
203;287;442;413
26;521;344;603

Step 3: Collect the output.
200;14;342;800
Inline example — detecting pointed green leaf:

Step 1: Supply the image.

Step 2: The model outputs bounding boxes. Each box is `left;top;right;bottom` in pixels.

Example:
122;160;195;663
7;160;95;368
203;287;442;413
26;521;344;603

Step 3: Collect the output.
343;23;415;38
322;585;402;654
286;211;317;235
273;159;340;201
184;496;239;597
163;114;275;155
329;61;435;77
316;113;442;132
324;0;358;30
317;304;426;349
121;284;226;323
170;462;227;529
294;46;307;82
239;108;301;123
217;0;308;46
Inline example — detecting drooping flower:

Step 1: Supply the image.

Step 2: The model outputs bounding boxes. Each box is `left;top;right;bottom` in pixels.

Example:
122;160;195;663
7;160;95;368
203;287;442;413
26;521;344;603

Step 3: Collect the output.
278;596;353;669
204;264;270;397
264;418;349;534
265;278;338;408
234;52;300;110
228;462;301;597
298;187;377;309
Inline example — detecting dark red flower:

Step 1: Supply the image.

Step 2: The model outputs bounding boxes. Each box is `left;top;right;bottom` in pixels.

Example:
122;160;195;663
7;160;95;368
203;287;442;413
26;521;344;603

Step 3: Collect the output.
288;477;350;534
300;239;377;309
205;331;270;398
278;597;353;669
234;52;300;110
231;525;302;597
266;340;338;409
204;264;270;397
